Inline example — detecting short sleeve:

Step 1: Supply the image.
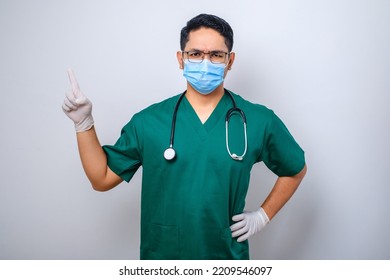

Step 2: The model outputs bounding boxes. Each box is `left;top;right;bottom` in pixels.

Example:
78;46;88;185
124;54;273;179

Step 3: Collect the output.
102;117;142;182
260;112;305;176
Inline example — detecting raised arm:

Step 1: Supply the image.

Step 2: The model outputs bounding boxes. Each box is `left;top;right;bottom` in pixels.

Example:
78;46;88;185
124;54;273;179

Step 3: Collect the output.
62;69;123;191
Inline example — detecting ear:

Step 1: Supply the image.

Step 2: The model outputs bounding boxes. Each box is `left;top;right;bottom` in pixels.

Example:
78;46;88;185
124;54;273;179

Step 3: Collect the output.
223;52;236;78
227;52;235;70
176;51;184;69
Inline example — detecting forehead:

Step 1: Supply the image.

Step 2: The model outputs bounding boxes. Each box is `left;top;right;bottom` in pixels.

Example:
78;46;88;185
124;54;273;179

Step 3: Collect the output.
185;27;227;51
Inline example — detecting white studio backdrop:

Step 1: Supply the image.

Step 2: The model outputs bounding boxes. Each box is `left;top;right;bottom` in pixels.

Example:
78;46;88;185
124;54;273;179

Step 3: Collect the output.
0;0;389;259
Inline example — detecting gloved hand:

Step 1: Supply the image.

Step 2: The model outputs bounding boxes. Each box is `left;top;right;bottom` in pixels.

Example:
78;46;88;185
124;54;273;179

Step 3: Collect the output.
230;207;270;242
62;68;94;132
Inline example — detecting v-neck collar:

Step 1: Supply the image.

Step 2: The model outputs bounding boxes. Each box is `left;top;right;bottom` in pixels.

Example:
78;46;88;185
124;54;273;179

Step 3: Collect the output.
182;92;230;136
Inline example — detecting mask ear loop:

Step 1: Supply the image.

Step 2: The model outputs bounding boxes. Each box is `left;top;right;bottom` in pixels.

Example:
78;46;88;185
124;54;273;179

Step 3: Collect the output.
225;108;247;161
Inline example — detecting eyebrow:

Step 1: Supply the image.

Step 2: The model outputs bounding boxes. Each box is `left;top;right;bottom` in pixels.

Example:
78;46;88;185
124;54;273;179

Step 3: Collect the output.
186;48;228;53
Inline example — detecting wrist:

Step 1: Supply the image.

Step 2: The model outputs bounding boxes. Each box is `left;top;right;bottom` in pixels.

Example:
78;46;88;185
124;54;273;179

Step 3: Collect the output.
75;115;94;132
258;207;270;225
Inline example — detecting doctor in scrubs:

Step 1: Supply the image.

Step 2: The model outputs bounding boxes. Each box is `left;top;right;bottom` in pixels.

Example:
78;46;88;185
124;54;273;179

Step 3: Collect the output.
62;14;307;260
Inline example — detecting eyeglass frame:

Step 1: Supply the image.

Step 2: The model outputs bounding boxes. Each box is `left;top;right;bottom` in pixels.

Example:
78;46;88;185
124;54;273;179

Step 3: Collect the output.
181;50;231;64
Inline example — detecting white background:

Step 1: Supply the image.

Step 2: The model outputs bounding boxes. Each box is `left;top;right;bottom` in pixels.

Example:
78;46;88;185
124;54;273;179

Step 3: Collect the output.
0;0;389;259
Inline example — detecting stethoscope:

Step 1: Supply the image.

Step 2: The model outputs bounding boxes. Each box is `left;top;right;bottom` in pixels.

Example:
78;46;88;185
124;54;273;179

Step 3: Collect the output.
164;89;247;161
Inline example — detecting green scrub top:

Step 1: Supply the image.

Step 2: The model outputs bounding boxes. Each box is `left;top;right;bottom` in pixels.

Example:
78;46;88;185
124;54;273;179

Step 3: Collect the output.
102;90;305;260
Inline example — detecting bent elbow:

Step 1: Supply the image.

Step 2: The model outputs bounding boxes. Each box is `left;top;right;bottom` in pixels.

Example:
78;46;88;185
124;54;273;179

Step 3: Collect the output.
91;181;115;192
89;170;123;192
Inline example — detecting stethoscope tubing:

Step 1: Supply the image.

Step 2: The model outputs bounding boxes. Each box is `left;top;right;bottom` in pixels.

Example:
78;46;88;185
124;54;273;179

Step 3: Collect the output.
168;92;186;149
165;89;247;161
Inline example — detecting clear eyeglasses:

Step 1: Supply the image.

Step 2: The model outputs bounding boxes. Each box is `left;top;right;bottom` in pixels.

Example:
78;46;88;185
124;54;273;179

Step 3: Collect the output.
182;50;230;64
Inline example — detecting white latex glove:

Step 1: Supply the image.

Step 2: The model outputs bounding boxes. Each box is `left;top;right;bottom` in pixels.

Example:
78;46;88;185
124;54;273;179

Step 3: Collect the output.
230;207;270;242
62;68;94;132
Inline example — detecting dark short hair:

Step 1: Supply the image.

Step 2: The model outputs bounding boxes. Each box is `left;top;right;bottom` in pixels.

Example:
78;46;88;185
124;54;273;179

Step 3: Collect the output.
180;14;234;52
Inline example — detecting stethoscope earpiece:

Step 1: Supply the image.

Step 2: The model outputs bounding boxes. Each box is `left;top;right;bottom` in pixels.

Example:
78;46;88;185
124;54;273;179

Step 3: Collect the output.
164;89;247;161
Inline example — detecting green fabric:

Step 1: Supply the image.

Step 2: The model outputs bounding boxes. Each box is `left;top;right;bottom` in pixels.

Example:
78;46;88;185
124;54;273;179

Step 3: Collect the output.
102;91;305;260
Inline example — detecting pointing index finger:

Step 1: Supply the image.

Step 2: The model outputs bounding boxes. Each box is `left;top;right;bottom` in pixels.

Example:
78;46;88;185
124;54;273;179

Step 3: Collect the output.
67;68;80;93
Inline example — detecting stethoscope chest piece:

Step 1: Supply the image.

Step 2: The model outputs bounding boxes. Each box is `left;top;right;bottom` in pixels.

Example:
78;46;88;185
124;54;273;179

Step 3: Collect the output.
164;147;176;161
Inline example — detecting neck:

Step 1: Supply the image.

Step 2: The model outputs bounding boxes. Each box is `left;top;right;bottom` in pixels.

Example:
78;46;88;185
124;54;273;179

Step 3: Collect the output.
185;85;225;123
186;85;224;106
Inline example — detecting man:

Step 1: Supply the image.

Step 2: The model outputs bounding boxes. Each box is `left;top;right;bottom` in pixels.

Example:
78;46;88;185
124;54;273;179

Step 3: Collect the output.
63;14;306;260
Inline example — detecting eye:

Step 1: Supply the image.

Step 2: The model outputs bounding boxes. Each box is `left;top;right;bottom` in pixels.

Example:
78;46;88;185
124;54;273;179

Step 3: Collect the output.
188;51;201;58
211;52;224;58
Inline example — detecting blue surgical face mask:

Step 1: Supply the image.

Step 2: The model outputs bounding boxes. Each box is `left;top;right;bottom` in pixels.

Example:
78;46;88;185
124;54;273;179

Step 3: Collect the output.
183;59;226;95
